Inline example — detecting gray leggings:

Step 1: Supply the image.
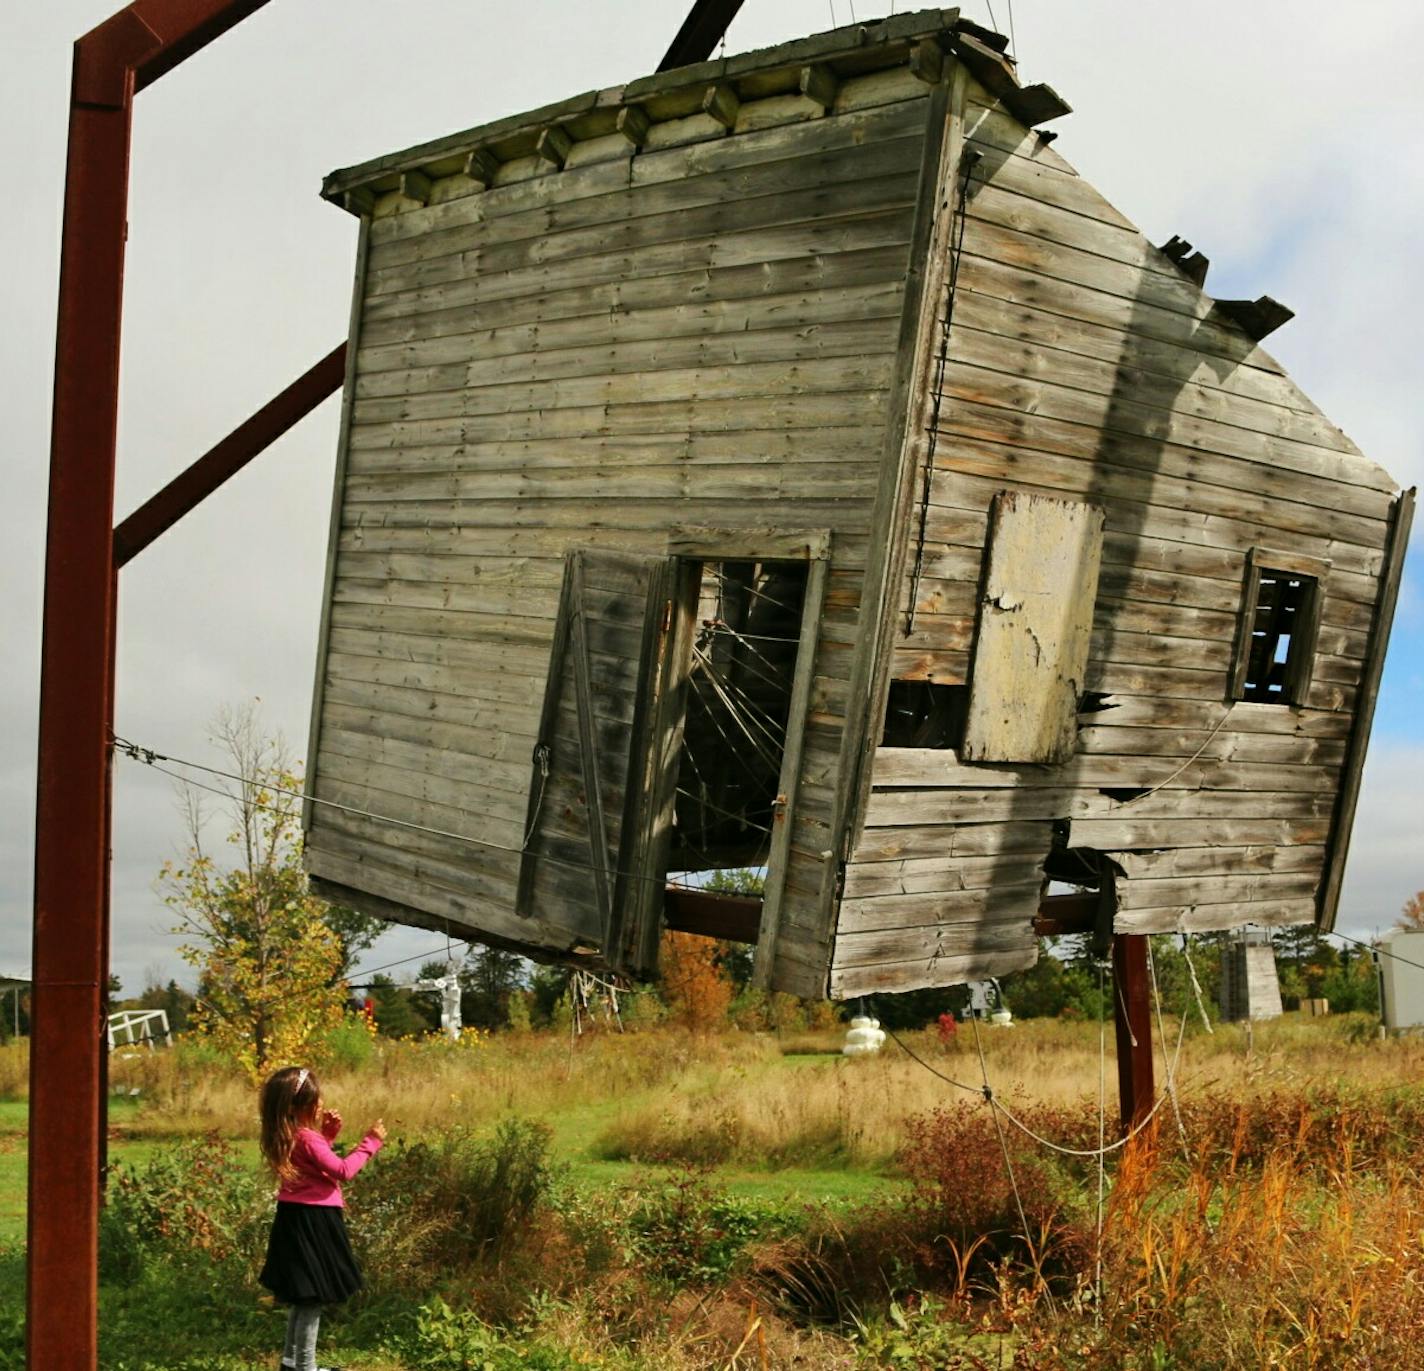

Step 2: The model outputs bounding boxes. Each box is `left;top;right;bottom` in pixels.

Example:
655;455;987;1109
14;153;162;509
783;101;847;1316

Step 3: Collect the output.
283;1303;321;1370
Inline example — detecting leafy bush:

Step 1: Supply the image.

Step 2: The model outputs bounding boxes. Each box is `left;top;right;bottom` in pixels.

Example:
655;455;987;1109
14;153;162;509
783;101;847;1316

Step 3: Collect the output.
352;1118;555;1282
622;1166;793;1285
395;1297;586;1371
317;1012;378;1071
0;1041;27;1098
100;1134;270;1284
899;1102;1091;1279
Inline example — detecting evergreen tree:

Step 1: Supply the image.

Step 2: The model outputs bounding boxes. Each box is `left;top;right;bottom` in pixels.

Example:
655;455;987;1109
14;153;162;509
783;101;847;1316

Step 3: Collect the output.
367;974;432;1038
461;945;527;1029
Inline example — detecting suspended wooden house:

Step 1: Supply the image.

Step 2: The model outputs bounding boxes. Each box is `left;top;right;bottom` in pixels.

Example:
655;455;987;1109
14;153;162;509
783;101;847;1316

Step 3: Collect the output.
303;8;1412;998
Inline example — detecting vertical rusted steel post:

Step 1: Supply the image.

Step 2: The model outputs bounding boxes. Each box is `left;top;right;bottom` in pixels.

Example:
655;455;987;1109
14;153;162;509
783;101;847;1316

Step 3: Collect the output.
1112;933;1155;1135
30;32;138;1368
31;7;274;1366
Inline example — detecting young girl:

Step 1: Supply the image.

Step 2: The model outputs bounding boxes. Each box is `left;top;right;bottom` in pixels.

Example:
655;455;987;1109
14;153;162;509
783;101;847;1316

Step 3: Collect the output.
258;1066;386;1371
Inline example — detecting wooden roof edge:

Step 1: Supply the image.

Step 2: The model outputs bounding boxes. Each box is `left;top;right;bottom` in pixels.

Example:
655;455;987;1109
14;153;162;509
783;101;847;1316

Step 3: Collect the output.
320;6;1087;210
946;28;1071;126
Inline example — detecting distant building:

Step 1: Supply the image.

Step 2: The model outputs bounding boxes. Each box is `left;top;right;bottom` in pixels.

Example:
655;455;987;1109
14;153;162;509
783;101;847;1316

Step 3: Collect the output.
1377;930;1424;1032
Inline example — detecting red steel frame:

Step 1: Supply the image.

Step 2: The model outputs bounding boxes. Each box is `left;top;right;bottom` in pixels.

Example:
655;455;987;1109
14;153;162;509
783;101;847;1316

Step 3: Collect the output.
32;4;1152;1363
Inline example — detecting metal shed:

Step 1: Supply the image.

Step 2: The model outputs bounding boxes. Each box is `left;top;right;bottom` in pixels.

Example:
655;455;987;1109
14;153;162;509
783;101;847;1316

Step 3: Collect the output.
302;8;1412;998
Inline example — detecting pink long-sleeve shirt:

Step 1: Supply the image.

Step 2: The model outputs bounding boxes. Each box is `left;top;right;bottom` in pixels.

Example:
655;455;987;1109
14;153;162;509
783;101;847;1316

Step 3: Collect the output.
276;1126;383;1207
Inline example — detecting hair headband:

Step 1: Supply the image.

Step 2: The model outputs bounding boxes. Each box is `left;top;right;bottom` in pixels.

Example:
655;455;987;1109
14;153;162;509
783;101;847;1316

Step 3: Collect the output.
294;1068;310;1093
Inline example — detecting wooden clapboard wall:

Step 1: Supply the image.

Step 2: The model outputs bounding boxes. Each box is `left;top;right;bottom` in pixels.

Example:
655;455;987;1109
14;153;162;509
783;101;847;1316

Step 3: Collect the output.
303;28;948;995
832;65;1403;997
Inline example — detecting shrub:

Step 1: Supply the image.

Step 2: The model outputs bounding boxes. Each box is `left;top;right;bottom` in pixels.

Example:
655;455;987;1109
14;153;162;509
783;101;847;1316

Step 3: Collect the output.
0;1041;27;1098
352;1118;555;1282
892;1100;1094;1296
317;1012;378;1071
99;1134;270;1283
622;1166;793;1285
394;1296;608;1370
658;932;732;1030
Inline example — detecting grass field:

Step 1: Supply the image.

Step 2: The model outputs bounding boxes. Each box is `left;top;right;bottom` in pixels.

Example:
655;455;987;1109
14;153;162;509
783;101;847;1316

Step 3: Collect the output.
4;1013;1424;1368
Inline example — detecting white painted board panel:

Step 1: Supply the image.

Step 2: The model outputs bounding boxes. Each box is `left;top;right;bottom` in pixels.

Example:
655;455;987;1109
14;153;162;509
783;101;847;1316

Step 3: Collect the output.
961;490;1105;764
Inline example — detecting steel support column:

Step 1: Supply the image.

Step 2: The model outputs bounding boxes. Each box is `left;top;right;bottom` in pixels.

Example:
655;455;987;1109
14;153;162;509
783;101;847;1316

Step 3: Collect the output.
1112;933;1155;1135
31;7;275;1365
658;0;746;70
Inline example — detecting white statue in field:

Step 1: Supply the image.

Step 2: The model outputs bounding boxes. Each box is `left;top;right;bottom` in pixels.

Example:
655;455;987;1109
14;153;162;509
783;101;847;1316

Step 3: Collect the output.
966;978;1013;1026
413;958;463;1041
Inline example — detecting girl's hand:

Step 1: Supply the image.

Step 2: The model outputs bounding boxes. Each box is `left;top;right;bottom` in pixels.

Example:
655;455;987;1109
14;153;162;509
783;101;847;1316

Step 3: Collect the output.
320;1109;343;1141
369;1119;388;1142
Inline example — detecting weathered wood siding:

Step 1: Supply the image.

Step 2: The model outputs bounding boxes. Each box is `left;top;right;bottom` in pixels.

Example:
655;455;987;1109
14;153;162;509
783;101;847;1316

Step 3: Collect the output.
834;70;1401;995
305;67;936;994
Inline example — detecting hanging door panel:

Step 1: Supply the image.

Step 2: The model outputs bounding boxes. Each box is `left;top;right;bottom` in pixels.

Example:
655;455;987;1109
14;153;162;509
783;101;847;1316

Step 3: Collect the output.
516;549;688;975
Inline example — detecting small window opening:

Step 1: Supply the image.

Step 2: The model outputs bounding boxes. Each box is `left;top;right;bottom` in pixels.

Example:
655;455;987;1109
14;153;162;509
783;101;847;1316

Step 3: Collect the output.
881;681;969;749
1235;565;1320;705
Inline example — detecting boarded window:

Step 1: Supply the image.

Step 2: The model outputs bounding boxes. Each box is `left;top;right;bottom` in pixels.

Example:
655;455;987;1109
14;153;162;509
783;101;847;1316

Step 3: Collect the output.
1230;549;1326;706
961;492;1105;764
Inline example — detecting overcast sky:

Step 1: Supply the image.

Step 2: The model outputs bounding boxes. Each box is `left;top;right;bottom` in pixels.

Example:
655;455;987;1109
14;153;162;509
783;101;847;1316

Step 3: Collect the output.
4;1;1420;993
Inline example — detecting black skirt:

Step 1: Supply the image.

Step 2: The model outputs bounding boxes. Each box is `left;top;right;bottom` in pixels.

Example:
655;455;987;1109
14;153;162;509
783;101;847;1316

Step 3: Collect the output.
259;1202;364;1307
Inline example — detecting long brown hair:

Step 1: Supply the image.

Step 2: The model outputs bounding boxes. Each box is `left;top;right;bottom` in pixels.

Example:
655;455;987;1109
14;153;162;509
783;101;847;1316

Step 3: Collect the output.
259;1066;321;1183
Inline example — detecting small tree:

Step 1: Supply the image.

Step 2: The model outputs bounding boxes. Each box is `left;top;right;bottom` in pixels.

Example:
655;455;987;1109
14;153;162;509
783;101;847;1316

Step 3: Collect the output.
162;706;346;1079
659;930;732;1030
366;974;433;1038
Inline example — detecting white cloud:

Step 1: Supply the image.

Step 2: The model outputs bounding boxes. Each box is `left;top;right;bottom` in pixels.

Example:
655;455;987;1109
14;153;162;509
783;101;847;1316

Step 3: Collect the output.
1337;743;1424;940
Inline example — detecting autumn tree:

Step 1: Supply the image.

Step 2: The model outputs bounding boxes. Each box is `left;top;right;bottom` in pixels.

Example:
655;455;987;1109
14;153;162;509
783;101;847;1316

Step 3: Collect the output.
659;930;732;1030
1398;890;1424;932
163;706;346;1080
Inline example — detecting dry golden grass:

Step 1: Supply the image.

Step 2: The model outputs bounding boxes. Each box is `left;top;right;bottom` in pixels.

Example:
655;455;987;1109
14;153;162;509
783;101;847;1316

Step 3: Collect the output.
10;1009;1421;1171
13;1014;1424;1367
0;1042;26;1099
97;1026;776;1140
596;1013;1424;1171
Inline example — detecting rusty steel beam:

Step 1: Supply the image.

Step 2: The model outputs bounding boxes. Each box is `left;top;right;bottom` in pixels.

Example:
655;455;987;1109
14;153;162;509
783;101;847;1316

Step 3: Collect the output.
1112;934;1155;1135
32;4;276;1366
1032;892;1098;938
664;887;762;943
658;0;746;70
114;343;347;566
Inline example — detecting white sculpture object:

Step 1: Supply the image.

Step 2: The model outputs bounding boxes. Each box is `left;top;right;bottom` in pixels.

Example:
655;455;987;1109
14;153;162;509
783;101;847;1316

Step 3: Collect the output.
842;1015;886;1057
413;957;464;1041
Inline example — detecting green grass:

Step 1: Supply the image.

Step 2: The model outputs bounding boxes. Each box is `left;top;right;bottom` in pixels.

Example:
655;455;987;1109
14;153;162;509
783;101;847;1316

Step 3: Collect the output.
0;1049;903;1251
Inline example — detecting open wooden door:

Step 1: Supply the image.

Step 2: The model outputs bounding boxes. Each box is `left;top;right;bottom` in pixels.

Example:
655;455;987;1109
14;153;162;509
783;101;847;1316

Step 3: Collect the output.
516;549;694;976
